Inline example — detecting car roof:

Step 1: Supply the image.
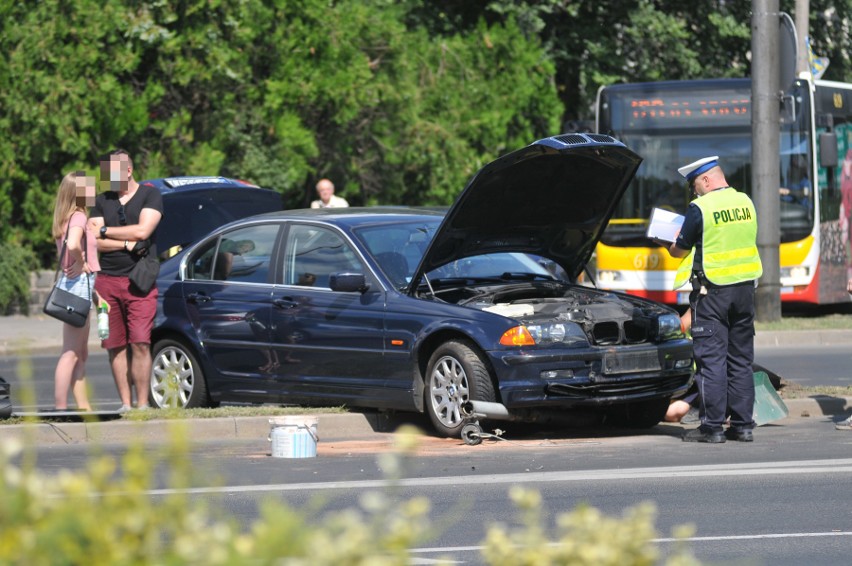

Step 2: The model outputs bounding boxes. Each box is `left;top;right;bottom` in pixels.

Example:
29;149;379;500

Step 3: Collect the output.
246;206;446;227
139;176;267;194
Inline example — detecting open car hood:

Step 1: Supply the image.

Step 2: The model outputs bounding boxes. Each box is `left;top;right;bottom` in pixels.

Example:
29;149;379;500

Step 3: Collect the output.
409;133;642;288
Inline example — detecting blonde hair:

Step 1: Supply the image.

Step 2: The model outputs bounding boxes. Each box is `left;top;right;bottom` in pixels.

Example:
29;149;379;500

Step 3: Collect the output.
51;171;88;240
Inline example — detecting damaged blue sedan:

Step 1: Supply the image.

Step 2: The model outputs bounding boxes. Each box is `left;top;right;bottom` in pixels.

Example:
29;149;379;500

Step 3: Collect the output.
150;134;693;437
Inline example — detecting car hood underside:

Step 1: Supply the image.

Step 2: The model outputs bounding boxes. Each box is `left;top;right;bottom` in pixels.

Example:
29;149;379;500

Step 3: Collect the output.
411;134;642;287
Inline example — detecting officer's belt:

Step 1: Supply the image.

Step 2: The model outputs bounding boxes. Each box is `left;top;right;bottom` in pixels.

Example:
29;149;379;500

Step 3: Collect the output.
690;271;753;289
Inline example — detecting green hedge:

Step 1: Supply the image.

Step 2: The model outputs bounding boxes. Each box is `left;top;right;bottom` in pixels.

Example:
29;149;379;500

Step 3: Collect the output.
0;242;37;315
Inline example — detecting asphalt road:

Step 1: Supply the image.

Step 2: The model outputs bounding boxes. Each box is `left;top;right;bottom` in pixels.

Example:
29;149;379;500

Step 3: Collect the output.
2;342;850;412
2;351;125;411
754;344;852;387
17;417;852;565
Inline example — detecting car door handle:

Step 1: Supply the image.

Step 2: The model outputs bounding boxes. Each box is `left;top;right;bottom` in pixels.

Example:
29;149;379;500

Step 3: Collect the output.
187;292;211;304
273;297;298;309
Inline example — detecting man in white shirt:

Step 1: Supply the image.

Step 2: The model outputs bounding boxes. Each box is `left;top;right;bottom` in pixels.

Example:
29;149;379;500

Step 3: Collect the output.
310;178;349;208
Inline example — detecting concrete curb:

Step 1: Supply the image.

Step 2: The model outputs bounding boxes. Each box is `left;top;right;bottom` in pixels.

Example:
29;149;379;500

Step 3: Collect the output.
782;396;851;419
0;411;414;446
3;398;850;446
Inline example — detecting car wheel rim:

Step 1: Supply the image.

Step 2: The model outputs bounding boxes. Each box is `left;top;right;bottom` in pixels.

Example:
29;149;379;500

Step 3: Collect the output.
151;346;194;408
429;355;469;428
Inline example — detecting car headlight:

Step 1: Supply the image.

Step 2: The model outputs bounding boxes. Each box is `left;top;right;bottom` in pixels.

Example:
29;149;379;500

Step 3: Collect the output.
656;313;683;341
501;323;583;346
526;323;567;344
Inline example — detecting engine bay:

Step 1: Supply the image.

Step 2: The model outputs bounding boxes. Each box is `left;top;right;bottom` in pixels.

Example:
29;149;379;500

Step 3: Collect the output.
438;281;675;346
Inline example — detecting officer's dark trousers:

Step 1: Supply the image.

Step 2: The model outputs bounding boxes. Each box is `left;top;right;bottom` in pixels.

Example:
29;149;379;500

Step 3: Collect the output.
690;282;756;434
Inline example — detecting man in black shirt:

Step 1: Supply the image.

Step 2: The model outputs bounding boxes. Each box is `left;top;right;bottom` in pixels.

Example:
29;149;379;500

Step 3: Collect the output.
90;149;163;412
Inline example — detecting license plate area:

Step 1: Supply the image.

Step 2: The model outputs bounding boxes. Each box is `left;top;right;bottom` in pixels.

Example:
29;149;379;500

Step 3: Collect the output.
602;350;661;374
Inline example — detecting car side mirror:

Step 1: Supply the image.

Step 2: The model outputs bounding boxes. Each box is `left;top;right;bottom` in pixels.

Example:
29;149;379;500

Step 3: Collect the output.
329;272;369;293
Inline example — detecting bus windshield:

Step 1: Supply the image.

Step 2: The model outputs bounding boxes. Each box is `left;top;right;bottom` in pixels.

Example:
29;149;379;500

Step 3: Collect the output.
597;79;813;245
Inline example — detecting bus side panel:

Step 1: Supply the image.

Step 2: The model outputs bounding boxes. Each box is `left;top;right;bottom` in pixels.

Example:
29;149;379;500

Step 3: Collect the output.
815;82;852;302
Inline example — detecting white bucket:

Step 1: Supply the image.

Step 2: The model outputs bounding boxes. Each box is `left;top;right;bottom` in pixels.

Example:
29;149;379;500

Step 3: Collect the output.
269;416;319;458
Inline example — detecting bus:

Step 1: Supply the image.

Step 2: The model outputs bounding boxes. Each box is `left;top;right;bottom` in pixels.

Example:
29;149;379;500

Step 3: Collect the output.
594;77;852;305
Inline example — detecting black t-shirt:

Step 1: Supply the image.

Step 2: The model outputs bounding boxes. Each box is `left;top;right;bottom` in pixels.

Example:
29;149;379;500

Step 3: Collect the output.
91;184;164;275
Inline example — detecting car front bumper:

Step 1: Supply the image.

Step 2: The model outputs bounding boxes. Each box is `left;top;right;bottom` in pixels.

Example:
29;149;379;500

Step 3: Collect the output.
486;340;693;408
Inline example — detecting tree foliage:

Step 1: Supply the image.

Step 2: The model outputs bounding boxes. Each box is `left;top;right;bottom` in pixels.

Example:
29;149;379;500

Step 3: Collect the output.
0;0;559;267
2;0;851;272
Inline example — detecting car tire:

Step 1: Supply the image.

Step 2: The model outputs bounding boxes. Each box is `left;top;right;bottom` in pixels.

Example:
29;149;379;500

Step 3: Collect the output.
605;398;670;429
424;339;496;438
150;339;209;409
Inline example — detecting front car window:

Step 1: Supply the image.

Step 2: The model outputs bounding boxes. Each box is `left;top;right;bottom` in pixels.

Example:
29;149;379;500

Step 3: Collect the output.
356;220;439;288
282;224;364;288
355;219;559;288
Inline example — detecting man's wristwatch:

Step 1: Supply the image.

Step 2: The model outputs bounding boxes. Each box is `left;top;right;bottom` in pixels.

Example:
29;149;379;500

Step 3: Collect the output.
99;226;108;239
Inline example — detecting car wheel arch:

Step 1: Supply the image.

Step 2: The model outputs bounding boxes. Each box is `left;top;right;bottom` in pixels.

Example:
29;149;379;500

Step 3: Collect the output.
416;329;502;402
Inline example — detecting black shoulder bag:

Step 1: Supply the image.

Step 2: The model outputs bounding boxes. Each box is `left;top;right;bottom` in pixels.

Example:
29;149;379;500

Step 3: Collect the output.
43;219;92;327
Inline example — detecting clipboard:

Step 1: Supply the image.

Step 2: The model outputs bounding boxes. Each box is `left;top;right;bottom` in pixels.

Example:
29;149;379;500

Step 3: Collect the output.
646;207;685;243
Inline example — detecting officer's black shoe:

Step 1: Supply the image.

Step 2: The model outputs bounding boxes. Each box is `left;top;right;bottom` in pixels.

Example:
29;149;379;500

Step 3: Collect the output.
724;428;754;442
682;428;726;443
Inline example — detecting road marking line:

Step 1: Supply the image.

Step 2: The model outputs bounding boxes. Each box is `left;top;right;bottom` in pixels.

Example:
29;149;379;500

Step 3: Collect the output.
408;532;852;554
143;458;852;496
655;531;852;542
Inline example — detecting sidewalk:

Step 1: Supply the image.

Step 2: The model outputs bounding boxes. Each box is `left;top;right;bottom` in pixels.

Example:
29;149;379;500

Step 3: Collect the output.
2;314;850;446
0;314;103;356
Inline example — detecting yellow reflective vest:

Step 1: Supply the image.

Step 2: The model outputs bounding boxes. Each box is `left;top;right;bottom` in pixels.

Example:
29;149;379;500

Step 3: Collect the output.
673;188;763;289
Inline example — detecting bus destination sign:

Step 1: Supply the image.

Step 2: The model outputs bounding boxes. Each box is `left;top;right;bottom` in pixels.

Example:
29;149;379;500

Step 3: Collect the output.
623;95;751;129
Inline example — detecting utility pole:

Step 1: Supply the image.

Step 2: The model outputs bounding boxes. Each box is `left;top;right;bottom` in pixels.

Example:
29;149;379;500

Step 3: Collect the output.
795;0;810;76
752;0;782;322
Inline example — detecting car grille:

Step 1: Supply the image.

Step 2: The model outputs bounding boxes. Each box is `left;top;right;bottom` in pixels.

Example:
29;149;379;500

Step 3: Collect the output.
545;374;691;400
591;319;651;345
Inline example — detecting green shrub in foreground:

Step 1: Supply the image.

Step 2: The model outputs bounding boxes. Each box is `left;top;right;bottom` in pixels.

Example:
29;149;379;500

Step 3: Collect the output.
482;487;699;566
0;425;699;565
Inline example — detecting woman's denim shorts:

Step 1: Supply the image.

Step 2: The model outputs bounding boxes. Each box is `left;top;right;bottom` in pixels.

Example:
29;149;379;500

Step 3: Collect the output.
56;272;97;303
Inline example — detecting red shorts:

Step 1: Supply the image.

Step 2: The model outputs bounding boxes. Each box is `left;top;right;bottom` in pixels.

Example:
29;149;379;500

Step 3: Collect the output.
94;274;158;349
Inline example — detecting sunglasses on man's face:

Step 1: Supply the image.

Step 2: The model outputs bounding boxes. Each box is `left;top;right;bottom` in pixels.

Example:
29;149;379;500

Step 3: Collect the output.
118;205;127;226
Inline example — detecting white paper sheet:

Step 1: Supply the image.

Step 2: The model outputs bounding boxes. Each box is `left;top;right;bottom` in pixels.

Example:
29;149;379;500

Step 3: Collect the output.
646;207;685;243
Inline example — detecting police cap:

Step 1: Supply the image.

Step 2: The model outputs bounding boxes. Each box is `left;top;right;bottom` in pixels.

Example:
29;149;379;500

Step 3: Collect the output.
678;156;719;182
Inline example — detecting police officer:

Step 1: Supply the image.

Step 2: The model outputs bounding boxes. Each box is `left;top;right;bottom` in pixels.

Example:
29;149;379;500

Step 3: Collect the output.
666;156;763;443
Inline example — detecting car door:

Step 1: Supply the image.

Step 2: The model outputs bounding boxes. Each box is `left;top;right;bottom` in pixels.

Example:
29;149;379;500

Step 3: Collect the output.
268;223;387;402
181;222;282;397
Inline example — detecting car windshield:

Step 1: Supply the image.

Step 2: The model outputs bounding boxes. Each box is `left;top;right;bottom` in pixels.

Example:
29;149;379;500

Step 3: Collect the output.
355;219;558;289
